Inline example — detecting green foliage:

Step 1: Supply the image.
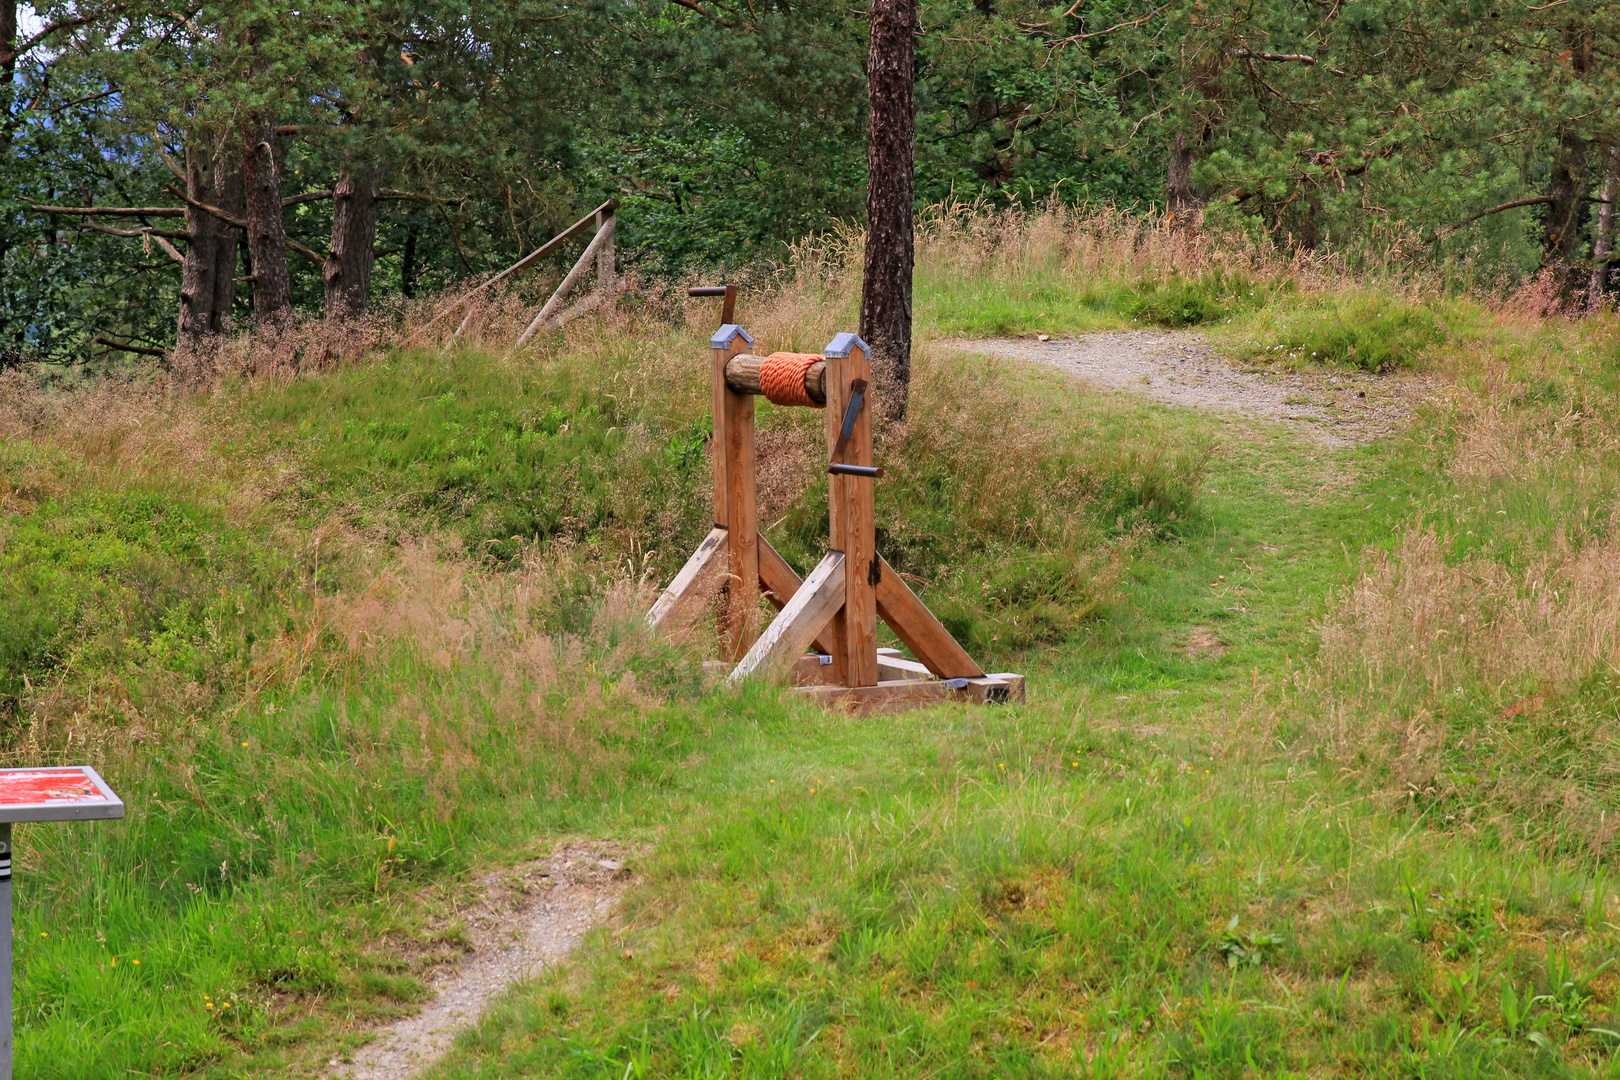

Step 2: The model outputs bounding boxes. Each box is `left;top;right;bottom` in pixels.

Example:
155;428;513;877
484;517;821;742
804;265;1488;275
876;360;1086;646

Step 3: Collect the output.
1243;293;1449;370
1214;914;1285;969
249;350;712;563
0;477;293;726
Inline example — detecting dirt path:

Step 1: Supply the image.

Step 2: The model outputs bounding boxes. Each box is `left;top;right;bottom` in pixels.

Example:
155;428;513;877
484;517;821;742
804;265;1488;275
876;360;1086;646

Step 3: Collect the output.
328;842;634;1080
948;332;1437;445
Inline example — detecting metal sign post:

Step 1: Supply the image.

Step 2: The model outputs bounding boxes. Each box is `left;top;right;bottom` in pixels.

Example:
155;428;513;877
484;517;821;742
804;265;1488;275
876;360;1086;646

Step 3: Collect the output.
0;767;124;1079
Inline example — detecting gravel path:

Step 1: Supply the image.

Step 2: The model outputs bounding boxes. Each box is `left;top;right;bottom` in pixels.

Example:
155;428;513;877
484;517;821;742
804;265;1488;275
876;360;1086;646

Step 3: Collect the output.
329;842;633;1080
949;332;1436;445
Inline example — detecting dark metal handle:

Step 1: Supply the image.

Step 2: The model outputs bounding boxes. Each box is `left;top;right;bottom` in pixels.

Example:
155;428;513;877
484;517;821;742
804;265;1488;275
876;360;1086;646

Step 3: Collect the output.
832;378;868;462
688;284;737;325
828;463;884;479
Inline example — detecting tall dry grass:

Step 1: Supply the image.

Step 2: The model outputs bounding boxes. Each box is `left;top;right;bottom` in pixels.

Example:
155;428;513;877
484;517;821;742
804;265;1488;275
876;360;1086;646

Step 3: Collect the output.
1304;332;1620;854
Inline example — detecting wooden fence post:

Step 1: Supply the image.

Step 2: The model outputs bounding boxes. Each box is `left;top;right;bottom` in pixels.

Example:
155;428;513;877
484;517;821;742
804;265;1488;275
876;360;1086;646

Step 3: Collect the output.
597;204;615;291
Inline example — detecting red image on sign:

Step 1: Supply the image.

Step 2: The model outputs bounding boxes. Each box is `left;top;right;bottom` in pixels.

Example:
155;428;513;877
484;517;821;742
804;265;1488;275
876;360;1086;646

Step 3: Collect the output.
0;769;108;805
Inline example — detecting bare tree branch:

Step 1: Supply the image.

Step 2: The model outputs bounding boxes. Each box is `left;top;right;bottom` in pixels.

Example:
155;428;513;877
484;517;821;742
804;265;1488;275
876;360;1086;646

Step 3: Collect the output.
1030;4;1168;41
664;0;740;25
1235;49;1315;64
70;220;186;262
153;141;187;183
174;191;325;266
1424;196;1555;243
94;336;167;357
378;189;466;205
31;203;185;217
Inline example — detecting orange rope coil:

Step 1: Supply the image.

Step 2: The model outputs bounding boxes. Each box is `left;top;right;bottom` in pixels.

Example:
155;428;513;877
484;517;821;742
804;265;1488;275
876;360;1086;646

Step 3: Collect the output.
759;352;824;408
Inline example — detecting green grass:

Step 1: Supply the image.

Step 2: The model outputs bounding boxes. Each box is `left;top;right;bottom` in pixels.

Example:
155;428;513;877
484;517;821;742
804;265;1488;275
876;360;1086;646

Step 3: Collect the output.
415;396;1620;1079
6;254;1620;1077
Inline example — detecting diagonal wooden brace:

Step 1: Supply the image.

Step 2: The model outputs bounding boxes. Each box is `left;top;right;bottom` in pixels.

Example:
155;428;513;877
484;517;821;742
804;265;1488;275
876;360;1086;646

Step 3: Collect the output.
646;527;728;629
759;538;839;657
874;554;985;679
730;551;846;683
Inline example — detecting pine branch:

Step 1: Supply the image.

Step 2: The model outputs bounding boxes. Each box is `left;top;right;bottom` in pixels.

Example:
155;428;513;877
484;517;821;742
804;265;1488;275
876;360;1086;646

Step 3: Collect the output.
13;5;121;60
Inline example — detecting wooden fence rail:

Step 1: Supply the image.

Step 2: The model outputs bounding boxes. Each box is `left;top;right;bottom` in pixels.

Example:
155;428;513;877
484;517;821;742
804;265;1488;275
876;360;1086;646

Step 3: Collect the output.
405;198;619;347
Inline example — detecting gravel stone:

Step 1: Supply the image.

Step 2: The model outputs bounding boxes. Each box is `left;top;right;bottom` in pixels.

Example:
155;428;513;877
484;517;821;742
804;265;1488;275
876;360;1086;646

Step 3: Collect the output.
329;841;634;1080
948;332;1437;445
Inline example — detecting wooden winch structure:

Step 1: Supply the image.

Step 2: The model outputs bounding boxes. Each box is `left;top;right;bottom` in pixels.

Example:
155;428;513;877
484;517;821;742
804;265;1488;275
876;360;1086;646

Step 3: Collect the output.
646;286;1024;714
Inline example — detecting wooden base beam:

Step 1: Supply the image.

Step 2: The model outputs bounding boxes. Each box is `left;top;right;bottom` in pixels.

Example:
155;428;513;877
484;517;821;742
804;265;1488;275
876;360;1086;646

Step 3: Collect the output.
796;674;1024;716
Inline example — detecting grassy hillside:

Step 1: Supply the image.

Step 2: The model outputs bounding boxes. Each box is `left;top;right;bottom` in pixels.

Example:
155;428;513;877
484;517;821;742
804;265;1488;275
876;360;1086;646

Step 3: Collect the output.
4;207;1620;1077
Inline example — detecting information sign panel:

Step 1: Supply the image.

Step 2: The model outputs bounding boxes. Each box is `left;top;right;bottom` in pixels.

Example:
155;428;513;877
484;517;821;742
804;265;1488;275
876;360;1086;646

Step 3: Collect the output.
0;766;124;1078
0;767;124;823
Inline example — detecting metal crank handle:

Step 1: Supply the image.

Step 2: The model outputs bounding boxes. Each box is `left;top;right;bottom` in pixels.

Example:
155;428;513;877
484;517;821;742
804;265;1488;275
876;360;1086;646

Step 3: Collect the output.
687;284;737;325
831;377;869;462
828;463;885;479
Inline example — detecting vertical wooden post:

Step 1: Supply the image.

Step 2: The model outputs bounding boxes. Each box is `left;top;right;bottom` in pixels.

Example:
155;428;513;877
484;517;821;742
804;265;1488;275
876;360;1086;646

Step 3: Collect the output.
710;324;757;659
596;205;616;291
722;372;759;660
825;333;877;687
709;325;752;527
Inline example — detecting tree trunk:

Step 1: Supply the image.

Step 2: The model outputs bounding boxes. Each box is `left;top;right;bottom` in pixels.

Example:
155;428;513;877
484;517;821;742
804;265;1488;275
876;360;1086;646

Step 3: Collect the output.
211;160;243;333
176;139;222;349
240;116;292;324
1589;147;1618;313
401;227;417;298
1541;25;1592;288
323;165;379;320
1542;132;1589;270
859;0;917;425
0;2;16;135
1166;130;1202;221
0;1;15;279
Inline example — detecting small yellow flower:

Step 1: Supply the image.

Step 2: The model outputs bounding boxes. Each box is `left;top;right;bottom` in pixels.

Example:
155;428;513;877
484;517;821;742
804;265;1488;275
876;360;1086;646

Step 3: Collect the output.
206;1002;214;1009
132;960;140;965
39;932;47;937
241;742;249;748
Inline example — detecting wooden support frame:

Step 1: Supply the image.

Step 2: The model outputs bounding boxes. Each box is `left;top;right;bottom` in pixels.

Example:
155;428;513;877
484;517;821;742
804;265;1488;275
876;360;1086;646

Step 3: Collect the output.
646;302;1022;715
825;333;878;688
